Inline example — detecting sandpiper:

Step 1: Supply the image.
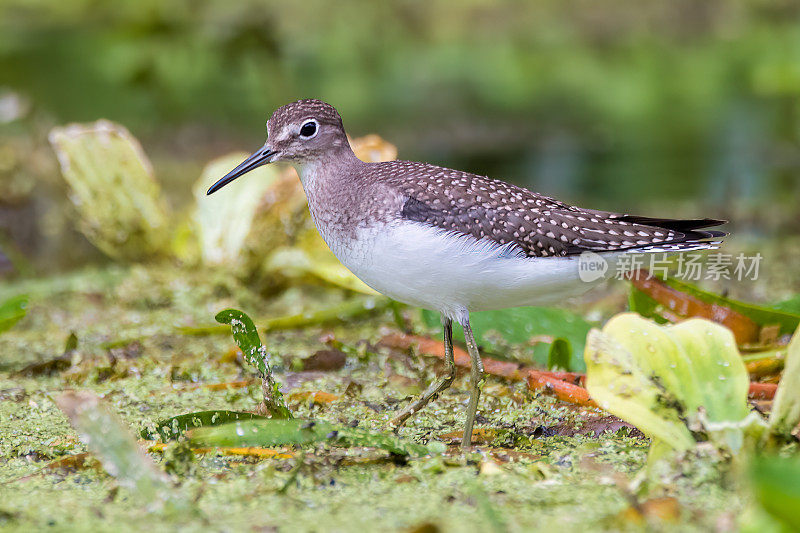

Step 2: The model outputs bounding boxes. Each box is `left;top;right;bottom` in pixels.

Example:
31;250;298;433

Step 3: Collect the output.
208;99;725;446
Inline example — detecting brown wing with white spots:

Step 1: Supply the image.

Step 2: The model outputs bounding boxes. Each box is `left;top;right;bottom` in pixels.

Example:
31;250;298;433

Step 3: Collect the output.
373;160;725;258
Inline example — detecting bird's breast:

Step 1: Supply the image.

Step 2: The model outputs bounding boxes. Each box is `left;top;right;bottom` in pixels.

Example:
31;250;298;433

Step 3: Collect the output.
301;165;405;251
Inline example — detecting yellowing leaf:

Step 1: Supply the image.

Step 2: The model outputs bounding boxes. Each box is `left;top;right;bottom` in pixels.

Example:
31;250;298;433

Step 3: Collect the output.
768;324;800;439
585;313;753;453
238;169;310;275
195;135;396;294
48;120;170;260
193;152;284;266
585;326;695;451
266;230;378;295
351;134;398;163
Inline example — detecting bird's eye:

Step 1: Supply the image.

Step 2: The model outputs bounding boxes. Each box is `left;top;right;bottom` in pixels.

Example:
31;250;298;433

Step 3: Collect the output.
299;120;317;138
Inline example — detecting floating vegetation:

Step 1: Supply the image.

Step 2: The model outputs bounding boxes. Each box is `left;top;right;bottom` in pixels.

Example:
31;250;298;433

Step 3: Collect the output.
4;65;797;529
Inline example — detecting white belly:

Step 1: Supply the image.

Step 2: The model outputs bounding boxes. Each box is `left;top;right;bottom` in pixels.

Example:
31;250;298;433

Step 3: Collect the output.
321;220;615;321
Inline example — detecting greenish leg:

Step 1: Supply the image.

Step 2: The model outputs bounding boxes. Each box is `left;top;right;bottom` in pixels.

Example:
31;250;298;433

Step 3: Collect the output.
461;318;484;448
390;316;456;429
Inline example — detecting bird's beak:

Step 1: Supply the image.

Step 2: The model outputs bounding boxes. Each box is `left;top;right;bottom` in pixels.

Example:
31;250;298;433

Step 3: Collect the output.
206;144;277;195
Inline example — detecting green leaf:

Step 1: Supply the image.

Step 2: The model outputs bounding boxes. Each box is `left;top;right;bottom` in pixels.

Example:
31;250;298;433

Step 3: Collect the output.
214;309;266;375
188;419;444;457
215;308;292;419
584;313;754;454
63;331;78;352
750;455;800;531
768;324;800;439
140;410;267;442
0;295;27;334
547;338;571;370
340;426;446;456
627;286;669;324
422;306;593;372
584;325;694;452
630;277;800;336
190;418;333;447
772;295;800;314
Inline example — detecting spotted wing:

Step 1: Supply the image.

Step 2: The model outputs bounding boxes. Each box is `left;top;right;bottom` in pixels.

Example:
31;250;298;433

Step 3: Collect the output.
386;161;725;258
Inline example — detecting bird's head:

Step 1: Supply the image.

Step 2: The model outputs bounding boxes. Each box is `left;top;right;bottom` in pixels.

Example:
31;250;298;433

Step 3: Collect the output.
207;99;350;195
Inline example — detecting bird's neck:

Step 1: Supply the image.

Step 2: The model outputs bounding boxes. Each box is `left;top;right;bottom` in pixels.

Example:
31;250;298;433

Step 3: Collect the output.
295;146;362;194
293;147;368;239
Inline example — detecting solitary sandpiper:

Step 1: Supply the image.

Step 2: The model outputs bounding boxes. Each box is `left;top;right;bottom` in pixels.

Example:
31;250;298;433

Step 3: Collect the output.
208;99;725;447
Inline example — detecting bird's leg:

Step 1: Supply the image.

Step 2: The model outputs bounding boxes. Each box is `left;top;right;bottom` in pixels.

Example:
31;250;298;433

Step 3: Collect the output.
390;316;456;429
461;318;485;448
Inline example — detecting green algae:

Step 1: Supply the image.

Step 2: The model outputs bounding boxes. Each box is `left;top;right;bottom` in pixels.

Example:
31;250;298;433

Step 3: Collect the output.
0;263;760;531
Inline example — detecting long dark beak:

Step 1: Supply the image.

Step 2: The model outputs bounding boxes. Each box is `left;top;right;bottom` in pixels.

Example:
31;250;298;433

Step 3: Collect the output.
206;145;277;195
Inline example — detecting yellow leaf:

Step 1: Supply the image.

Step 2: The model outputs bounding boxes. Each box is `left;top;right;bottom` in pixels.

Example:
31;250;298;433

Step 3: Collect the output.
49;120;170;260
768;324;800;438
585;313;753;452
193;153;284;266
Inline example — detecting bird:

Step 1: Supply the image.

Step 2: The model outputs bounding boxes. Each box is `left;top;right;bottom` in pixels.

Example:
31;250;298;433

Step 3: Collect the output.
207;99;725;447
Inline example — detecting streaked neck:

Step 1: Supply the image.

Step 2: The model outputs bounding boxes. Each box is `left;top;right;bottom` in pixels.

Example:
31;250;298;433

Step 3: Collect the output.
296;146;361;189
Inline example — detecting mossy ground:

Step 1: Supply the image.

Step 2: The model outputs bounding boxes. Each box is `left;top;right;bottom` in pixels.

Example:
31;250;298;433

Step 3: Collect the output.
0;260;775;532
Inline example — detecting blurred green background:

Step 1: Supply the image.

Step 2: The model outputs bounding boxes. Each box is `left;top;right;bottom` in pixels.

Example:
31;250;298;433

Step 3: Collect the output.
1;0;799;273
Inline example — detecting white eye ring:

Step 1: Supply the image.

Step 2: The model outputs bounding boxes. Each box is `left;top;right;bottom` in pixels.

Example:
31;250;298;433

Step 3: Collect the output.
299;119;318;139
